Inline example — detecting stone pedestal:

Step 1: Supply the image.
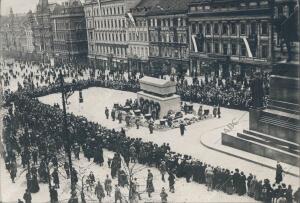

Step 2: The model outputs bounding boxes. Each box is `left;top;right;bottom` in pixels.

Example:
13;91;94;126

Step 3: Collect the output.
137;91;181;118
137;76;181;119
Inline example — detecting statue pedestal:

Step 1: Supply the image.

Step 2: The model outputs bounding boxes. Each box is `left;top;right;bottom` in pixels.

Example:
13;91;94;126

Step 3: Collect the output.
137;91;181;119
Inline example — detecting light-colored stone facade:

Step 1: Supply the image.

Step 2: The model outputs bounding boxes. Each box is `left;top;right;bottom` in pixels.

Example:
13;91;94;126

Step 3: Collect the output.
84;0;141;71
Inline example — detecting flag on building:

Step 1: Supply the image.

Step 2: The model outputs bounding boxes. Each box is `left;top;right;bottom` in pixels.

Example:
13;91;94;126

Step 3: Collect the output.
34;14;39;25
191;35;198;52
127;12;138;37
242;37;253;58
54;19;57;38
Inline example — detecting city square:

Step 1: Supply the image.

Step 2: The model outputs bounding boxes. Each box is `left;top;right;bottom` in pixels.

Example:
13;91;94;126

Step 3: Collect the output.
0;0;299;202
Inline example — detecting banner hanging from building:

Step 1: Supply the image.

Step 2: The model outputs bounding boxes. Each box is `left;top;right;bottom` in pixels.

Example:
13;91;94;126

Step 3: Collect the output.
191;35;198;52
242;37;253;58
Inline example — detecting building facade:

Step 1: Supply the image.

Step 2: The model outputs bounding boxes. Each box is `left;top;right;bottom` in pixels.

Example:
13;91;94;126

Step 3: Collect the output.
127;1;152;74
0;9;34;59
148;0;191;76
51;0;88;64
188;0;274;78
84;0;141;72
31;0;56;63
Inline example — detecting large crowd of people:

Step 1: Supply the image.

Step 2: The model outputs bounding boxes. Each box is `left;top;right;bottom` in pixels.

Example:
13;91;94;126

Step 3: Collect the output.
176;73;269;110
1;67;299;203
1;60;269;111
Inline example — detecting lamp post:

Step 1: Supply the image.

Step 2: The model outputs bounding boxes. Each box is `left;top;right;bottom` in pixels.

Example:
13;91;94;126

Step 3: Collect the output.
58;70;76;199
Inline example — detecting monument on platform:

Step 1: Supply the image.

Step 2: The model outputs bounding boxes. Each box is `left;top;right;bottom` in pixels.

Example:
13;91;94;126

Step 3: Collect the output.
222;5;300;166
222;62;300;166
137;76;181;119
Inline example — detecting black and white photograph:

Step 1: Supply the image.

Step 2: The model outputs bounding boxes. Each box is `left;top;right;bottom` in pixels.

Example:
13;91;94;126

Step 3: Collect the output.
0;0;299;202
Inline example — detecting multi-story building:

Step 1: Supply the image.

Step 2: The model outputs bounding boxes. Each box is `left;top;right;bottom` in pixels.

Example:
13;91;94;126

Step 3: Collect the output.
31;0;56;63
0;9;34;59
51;0;88;64
127;0;151;74
148;0;192;76
24;17;35;54
188;0;274;78
84;0;141;72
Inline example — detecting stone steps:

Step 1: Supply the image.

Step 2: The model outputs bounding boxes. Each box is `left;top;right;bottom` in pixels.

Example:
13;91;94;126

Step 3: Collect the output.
243;129;300;150
259;115;300;131
268;99;300;115
238;130;300;155
222;133;299;166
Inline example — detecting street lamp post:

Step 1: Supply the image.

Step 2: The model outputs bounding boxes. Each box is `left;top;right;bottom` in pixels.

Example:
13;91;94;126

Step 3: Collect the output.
59;70;76;198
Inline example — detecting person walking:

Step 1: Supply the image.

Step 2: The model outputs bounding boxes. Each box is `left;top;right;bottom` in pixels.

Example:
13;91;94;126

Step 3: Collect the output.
9;160;17;183
205;165;214;191
52;168;60;189
95;181;105;203
160;187;168;203
135;118;140;129
50;187;58;203
104;175;112;197
105;107;109;119
115;185;122;203
168;171;175;193
148;121;154;134
64;162;70;179
159;160;167;182
23;189;32;203
276;162;283;184
217;106;221;118
111;108;116;121
179;121;186;136
146;169;155;197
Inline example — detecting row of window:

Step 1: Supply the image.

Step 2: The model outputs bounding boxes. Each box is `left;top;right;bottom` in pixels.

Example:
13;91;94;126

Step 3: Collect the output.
149;32;187;43
191;22;269;36
94;32;126;42
128;32;148;42
86;5;125;17
189;1;269;12
129;46;149;58
149;17;187;28
91;45;127;58
90;18;126;30
195;42;269;58
149;46;188;59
